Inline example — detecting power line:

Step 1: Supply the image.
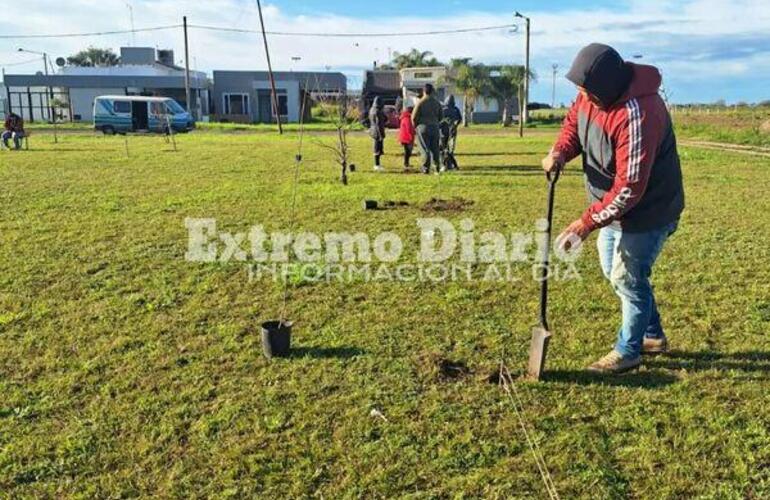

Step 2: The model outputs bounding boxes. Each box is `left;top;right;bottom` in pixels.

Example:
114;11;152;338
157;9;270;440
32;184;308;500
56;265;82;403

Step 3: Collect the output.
189;23;519;37
0;57;45;67
0;24;181;39
0;22;518;40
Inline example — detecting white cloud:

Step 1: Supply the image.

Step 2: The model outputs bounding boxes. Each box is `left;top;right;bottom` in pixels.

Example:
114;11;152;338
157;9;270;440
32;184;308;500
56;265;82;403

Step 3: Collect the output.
1;0;768;103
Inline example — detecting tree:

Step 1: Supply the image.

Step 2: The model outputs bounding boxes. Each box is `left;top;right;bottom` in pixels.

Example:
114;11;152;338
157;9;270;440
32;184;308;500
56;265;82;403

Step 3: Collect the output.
312;97;357;185
66;47;120;67
488;65;528;127
446;60;491;127
390;49;442;70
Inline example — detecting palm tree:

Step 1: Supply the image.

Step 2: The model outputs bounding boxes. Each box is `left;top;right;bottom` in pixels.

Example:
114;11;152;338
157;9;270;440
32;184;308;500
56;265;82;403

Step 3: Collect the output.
489;65;528;127
446;60;491;127
66;47;120;67
390;49;442;69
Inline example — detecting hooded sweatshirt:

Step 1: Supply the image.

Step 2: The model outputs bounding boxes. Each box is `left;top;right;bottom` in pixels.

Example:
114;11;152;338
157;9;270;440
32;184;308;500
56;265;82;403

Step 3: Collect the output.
443;95;462;125
369;97;386;140
4;114;24;133
554;44;684;232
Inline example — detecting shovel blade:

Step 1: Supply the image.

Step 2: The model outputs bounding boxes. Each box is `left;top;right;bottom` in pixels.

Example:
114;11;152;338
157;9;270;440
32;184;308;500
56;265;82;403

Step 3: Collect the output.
527;327;552;380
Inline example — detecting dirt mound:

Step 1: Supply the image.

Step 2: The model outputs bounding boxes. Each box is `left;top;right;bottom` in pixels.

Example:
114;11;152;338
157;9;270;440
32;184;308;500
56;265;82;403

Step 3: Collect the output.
421;197;474;212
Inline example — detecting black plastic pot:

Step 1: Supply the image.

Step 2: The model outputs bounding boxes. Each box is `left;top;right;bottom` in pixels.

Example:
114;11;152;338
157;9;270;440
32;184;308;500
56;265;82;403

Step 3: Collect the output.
261;321;292;359
363;199;378;210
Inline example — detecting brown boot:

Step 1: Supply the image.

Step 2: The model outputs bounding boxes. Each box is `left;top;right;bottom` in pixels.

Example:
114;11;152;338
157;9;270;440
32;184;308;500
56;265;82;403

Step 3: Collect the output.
642;336;668;355
588;350;642;374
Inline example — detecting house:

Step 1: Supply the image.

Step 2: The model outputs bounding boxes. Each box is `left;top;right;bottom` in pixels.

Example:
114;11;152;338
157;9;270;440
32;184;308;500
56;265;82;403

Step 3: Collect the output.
400;66;450;103
3;47;209;122
399;66;515;124
211;71;347;124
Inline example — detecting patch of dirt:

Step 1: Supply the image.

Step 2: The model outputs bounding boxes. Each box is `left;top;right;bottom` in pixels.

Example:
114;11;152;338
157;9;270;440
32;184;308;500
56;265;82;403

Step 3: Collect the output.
437;358;470;380
760;120;770;135
486;369;503;385
415;352;471;382
421;197;474;213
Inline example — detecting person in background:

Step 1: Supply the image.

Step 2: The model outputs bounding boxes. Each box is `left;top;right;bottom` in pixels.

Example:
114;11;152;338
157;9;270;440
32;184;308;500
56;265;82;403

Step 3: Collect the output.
412;83;443;174
440;95;463;170
398;105;416;172
3;112;26;150
543;43;685;374
369;97;387;172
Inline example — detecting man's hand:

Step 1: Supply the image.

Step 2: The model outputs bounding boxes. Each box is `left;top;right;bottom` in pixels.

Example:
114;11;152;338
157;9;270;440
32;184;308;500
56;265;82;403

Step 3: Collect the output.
541;150;565;174
555;219;592;253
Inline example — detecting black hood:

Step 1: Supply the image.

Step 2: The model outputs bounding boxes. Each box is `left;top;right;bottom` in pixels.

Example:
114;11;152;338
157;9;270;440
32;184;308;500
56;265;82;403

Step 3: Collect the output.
444;95;456;107
565;43;633;108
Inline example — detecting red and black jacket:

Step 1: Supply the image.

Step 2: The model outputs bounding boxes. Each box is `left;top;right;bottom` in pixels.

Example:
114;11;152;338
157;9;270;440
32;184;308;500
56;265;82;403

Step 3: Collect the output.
553;63;685;232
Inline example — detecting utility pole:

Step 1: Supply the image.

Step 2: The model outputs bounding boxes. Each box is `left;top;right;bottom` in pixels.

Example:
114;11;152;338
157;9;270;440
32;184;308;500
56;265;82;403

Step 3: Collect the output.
183;16;192;118
257;0;283;135
518;81;524;138
43;53;58;143
551;65;556;109
18;47;56;142
515;12;531;127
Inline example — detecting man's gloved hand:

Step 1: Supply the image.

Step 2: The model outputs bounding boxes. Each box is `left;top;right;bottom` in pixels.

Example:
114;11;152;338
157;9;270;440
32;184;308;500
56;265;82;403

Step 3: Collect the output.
556;219;592;253
541;150;565;174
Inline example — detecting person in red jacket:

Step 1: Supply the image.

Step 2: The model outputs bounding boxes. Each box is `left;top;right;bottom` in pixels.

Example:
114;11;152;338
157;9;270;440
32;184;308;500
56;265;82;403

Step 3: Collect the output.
543;43;685;374
398;105;416;171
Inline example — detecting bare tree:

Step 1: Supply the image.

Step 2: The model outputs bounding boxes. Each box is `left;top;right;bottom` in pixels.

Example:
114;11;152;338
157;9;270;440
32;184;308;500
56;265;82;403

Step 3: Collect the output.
312;94;357;185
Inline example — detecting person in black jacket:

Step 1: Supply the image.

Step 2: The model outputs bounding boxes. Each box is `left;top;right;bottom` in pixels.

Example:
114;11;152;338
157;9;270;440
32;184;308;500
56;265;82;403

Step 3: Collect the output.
369;97;387;172
440;95;462;170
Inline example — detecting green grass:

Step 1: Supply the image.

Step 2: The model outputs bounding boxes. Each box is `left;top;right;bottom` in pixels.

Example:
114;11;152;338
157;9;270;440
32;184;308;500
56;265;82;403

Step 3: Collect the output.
1;127;770;498
671;108;770;147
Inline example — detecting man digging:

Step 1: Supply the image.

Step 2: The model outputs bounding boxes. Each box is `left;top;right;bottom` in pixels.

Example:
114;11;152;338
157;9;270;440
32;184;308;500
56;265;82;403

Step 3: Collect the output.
543;43;685;374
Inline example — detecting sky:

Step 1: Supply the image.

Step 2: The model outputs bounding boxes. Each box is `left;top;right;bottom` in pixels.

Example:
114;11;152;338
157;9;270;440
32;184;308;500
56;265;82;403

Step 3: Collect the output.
1;0;769;104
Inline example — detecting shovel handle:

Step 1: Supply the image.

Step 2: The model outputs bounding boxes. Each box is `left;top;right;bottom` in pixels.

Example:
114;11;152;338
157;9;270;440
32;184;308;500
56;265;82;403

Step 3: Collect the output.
539;169;560;330
546;167;561;185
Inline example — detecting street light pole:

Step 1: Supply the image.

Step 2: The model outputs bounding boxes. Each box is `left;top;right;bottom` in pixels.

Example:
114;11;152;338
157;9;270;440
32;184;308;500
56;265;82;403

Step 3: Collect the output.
551;65;556;109
515;12;531;127
183;16;192;118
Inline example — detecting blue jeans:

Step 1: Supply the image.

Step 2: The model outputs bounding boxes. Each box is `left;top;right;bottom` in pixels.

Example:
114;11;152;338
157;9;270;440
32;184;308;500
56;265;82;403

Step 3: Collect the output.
597;221;678;358
2;130;24;149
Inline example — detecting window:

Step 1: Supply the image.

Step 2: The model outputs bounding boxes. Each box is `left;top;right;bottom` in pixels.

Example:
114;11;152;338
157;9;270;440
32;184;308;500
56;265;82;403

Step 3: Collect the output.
166;100;186;114
223;93;250;115
150;102;166;116
414;72;434;79
114;101;131;114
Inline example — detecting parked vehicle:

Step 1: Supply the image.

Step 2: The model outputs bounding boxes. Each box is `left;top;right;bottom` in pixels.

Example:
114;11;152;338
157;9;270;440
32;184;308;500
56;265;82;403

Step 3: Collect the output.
93;96;195;135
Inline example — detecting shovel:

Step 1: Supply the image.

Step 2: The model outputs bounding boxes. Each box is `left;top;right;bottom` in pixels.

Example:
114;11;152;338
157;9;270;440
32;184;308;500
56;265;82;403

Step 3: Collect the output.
527;169;560;380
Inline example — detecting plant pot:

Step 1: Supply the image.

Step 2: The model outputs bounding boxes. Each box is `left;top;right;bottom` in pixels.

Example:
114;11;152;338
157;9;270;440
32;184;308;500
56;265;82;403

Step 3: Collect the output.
363;199;378;210
261;320;292;359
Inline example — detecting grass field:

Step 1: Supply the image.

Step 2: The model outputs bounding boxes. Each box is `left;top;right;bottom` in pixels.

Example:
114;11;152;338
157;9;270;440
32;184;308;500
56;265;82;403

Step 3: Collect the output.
2;126;770;498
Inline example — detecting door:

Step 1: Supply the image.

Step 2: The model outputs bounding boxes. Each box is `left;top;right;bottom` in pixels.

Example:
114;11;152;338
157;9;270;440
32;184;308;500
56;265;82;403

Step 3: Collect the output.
131;100;149;131
148;101;167;132
257;90;273;123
